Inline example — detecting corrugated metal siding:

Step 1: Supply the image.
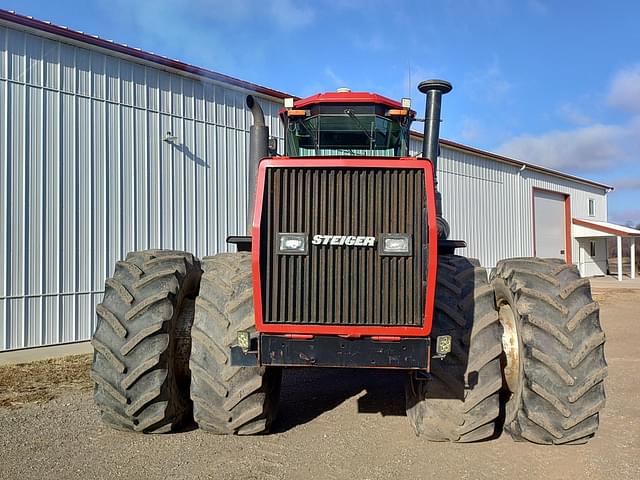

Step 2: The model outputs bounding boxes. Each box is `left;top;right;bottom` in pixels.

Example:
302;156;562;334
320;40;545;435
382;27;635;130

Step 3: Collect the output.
0;24;284;351
409;137;608;269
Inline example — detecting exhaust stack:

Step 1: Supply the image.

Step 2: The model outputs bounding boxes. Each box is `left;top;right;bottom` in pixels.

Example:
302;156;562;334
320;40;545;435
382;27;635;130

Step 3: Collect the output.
418;79;452;239
246;95;269;233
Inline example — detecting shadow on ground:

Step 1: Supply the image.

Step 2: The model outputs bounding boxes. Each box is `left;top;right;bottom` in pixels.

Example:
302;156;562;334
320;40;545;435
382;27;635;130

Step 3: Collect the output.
272;367;407;433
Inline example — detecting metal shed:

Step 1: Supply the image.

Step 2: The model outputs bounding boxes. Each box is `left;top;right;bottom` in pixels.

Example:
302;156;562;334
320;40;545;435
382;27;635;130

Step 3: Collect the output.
0;10;614;352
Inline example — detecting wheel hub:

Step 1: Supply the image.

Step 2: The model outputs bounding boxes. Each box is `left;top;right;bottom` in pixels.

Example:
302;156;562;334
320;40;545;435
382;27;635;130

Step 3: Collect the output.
498;304;521;394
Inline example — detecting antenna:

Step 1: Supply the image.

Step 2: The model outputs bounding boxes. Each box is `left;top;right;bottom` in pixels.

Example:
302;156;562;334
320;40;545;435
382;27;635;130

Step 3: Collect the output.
407;60;412;101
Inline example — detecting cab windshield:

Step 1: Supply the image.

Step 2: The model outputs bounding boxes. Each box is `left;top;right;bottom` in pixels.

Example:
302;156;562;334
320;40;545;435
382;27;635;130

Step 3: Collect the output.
286;113;409;157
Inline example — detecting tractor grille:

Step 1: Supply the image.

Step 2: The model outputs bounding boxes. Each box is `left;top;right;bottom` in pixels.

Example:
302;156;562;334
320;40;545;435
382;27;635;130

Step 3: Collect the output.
261;166;427;326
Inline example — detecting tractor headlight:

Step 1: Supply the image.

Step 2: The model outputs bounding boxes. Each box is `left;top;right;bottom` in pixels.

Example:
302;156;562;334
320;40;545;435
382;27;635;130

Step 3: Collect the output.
277;233;308;255
237;330;251;352
379;233;412;256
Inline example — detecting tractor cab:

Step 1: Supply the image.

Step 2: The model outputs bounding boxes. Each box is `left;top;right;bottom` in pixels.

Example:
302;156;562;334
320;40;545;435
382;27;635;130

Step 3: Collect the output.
280;89;415;157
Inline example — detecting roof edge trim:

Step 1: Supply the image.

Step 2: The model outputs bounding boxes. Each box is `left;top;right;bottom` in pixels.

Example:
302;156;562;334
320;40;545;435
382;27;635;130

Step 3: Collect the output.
573;218;640;237
0;8;293;100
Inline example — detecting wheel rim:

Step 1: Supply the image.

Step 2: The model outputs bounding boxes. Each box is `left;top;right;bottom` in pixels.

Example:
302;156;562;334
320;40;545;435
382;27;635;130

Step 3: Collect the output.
498;303;521;394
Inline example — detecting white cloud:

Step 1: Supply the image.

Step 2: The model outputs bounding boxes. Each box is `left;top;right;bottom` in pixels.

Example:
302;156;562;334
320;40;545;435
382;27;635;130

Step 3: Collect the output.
460;117;484;142
527;0;549;14
464;61;512;105
93;0;317;78
607;64;640;112
610;208;640;226
557;103;593;126
269;0;315;29
352;34;388;52
613;178;640;191
497;63;640;172
445;0;510;18
497;123;628;171
324;67;346;88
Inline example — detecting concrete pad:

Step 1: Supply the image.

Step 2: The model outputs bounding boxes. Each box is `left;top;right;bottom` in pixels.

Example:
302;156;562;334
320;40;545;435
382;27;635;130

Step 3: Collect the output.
0;341;93;366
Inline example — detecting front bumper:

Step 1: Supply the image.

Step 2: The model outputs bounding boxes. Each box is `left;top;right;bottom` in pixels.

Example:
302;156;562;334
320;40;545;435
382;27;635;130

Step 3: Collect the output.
230;334;431;370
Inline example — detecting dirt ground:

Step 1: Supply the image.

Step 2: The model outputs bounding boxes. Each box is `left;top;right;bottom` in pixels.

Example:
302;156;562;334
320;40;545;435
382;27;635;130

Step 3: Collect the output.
1;289;639;480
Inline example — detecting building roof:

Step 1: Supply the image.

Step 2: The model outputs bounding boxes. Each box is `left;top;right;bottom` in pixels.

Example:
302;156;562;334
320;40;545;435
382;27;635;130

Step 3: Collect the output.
410;132;613;192
0;9;614;193
0;8;293;101
573;218;640;237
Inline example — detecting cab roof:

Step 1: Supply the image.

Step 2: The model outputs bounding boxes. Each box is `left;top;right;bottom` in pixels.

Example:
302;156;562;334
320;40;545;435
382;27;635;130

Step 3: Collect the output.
280;91;416;117
294;92;403;109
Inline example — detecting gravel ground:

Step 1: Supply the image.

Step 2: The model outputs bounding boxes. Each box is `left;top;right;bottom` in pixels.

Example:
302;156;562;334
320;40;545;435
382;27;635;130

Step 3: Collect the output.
1;289;639;480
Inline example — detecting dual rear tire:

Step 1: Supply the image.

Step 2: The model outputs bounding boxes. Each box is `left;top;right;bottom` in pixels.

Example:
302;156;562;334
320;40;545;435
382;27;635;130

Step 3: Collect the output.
406;256;607;445
405;255;503;442
91;250;280;435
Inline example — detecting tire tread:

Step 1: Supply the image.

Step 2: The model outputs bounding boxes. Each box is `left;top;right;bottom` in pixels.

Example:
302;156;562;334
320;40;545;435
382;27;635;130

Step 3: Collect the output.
491;257;607;445
190;252;282;435
405;255;502;443
91;250;201;433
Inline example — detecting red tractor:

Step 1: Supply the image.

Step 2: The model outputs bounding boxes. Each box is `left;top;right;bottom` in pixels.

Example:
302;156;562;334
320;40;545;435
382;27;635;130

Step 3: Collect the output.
91;80;606;444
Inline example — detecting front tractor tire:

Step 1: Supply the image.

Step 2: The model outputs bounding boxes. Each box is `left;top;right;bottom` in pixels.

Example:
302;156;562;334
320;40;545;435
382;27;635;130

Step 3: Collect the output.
189;253;282;435
91;250;201;433
405;255;503;442
491;258;607;445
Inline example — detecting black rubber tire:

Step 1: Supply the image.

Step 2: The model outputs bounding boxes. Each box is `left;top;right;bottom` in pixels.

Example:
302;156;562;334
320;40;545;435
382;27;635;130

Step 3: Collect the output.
490;258;607;445
91;250;201;433
405;255;503;442
189;253;282;435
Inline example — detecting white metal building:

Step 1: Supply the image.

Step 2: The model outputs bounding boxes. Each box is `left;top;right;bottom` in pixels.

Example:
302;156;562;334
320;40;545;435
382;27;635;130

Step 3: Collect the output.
0;10;615;352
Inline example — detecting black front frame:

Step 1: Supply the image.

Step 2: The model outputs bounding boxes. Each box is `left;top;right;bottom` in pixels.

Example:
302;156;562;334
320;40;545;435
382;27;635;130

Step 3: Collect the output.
230;334;431;370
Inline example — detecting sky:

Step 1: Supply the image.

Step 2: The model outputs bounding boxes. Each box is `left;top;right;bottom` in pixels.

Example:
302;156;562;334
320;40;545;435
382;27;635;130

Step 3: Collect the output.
3;0;640;224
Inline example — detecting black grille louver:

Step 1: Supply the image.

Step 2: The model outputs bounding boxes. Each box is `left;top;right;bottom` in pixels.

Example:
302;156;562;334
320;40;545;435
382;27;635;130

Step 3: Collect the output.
261;166;427;327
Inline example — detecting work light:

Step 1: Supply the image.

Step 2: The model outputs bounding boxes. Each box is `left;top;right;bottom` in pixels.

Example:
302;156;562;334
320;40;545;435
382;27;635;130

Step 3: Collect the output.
379;233;412;256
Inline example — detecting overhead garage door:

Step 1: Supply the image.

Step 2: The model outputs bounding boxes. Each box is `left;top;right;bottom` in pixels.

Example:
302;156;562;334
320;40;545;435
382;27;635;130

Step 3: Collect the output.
533;190;567;259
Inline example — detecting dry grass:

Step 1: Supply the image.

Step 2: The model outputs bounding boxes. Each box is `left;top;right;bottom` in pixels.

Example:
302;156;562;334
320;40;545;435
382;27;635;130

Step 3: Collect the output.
0;354;93;408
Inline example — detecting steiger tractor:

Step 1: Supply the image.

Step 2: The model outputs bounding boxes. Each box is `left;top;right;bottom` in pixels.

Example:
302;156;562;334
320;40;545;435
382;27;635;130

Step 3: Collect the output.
91;80;607;444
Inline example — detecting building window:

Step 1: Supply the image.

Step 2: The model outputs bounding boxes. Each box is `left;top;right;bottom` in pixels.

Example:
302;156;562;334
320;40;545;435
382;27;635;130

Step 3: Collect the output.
590;240;596;257
588;198;595;217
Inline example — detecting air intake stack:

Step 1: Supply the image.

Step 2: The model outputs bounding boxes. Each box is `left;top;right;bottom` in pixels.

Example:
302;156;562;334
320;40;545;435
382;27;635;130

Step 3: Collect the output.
418;79;452;239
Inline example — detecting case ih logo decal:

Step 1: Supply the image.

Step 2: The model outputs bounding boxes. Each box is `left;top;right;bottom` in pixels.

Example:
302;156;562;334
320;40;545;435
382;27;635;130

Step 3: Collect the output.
311;235;376;246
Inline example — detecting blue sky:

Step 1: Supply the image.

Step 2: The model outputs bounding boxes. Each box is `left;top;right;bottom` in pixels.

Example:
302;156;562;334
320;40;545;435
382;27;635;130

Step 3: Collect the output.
4;0;640;224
